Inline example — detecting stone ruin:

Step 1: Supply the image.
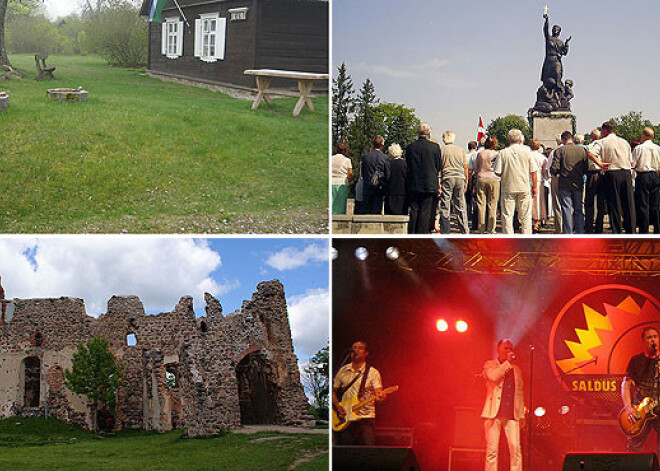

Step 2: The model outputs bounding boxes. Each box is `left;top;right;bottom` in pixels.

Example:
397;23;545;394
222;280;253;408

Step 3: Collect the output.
0;279;312;436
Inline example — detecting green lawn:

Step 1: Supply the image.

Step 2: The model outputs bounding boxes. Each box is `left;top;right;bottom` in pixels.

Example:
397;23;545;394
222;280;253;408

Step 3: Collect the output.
0;417;328;470
0;55;328;233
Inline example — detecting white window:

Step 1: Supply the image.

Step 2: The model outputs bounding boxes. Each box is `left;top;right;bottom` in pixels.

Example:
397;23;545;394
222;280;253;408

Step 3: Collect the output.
161;17;183;58
194;13;226;62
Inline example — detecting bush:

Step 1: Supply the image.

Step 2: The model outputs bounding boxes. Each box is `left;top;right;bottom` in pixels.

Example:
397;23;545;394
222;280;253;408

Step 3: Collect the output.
7;15;62;54
86;1;147;67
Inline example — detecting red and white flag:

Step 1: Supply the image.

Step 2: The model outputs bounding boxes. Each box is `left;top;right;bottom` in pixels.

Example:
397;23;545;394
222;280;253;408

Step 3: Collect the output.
477;116;485;143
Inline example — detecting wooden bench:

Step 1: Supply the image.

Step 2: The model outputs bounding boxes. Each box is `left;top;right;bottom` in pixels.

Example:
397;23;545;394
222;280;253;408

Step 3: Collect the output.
243;69;328;116
35;54;56;81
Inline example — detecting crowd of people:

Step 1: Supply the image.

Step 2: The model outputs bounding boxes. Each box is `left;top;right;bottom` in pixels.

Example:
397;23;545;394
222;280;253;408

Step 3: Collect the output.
331;121;660;234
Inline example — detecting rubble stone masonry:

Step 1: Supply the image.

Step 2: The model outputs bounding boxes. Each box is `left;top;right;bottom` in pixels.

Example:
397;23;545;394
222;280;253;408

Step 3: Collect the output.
0;280;311;435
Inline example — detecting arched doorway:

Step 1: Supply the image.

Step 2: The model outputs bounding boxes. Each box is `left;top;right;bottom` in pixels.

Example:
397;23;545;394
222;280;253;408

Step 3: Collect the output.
23;356;41;408
235;351;278;425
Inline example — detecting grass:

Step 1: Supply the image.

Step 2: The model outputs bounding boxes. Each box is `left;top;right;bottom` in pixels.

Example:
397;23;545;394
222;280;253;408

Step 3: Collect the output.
0;417;328;470
0;54;328;233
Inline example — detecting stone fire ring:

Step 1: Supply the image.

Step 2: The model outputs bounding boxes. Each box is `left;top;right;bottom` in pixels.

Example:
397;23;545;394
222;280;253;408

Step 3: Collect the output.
47;87;89;102
0;92;8;110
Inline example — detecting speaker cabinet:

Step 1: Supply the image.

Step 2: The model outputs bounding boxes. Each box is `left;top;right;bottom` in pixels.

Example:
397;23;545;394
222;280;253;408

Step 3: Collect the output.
562;452;660;471
333;446;421;471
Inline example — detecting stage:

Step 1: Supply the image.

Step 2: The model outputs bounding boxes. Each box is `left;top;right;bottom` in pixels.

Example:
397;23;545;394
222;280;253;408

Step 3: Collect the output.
332;239;660;470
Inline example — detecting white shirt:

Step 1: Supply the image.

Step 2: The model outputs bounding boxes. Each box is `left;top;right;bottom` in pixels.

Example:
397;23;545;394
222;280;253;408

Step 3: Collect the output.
632;139;660;172
494;144;539;194
591;133;632;171
333;363;382;418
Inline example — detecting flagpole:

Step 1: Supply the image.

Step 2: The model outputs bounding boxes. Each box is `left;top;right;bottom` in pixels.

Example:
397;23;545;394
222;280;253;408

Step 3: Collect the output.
172;0;190;28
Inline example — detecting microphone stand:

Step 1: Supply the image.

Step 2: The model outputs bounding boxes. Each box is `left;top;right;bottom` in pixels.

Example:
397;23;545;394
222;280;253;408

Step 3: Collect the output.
526;345;535;471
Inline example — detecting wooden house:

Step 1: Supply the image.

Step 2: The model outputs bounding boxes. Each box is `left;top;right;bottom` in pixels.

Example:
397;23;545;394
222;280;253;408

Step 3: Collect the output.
139;0;328;90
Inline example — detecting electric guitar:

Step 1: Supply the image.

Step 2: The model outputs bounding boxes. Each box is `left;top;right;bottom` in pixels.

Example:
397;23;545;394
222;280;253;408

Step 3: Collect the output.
332;385;399;432
618;397;659;438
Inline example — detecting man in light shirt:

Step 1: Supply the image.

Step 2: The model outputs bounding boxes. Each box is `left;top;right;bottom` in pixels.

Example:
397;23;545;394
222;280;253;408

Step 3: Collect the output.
585;129;606;234
632;127;660;233
333;341;384;446
438;131;469;234
494;129;538;234
591;121;635;233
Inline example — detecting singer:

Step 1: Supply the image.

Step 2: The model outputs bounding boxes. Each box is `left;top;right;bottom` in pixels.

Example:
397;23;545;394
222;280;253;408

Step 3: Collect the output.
481;339;525;471
621;326;660;451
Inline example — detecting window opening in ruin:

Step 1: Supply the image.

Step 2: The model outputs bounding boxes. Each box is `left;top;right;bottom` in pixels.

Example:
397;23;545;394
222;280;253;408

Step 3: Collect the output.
34;332;43;347
165;364;178;389
23;356;40;408
236;352;278;425
126;333;137;346
200;321;208;333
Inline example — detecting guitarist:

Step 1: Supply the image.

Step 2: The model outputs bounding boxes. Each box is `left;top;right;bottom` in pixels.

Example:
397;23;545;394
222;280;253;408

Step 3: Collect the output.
482;339;525;471
622;326;660;451
332;341;384;446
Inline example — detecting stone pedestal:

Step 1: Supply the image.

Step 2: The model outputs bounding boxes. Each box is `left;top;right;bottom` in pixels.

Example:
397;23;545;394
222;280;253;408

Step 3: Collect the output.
529;112;576;150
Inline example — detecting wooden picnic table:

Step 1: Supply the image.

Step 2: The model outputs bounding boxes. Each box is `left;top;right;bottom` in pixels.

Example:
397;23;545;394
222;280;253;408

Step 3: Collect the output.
244;69;329;117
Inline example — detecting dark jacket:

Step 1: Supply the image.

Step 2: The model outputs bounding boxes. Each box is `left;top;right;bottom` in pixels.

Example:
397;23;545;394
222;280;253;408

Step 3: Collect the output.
405;137;442;194
361;149;390;194
550;142;589;190
386;158;407;196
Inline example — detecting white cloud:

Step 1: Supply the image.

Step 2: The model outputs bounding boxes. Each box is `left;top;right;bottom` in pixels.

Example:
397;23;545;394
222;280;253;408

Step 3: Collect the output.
265;244;327;271
350;58;451;79
287;288;329;361
0;238;237;316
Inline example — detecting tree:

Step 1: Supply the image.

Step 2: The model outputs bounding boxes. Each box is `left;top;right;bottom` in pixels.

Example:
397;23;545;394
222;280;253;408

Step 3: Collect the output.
486;115;532;149
86;0;147;66
347;78;380;165
374;102;421;152
332;62;355;147
64;336;123;433
609;111;660;144
302;344;328;419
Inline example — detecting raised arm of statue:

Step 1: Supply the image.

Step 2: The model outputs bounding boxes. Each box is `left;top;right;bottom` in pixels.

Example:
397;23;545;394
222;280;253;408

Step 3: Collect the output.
543;15;549;39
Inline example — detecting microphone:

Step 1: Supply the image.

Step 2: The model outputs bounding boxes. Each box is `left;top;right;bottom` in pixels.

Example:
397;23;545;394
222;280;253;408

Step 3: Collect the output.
652;343;657;352
509;352;517;361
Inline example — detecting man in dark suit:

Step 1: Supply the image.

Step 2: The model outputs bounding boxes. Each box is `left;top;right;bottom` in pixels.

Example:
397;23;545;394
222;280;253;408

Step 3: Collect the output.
405;123;442;233
360;135;390;214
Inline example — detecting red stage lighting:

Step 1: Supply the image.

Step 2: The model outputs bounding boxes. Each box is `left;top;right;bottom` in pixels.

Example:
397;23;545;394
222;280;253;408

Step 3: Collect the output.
534;406;547;417
436;319;449;332
456;320;468;333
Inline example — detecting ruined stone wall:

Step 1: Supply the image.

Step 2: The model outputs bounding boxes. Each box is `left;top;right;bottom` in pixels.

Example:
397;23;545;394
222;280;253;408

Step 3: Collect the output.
0;280;311;435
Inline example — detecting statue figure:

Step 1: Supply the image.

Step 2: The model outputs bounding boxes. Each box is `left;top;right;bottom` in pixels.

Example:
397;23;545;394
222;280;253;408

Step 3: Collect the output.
541;11;570;90
532;8;574;113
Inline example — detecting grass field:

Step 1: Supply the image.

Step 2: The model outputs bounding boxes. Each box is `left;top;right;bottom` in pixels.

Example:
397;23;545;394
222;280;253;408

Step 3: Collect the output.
0;417;328;470
0;55;328;233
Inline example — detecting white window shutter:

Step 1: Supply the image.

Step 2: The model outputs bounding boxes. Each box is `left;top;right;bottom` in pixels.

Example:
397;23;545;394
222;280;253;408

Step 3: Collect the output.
215;17;226;60
194;19;202;58
161;23;167;55
177;21;184;56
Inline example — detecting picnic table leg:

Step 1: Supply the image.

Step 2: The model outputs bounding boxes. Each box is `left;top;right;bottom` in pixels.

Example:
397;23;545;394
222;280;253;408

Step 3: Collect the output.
293;80;314;116
252;76;272;110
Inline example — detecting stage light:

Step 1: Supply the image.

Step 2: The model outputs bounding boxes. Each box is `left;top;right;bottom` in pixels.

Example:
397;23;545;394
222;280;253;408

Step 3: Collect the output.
456;320;468;333
436;319;449;332
355;247;369;261
558;405;571;415
534;406;546;417
332;247;338;260
385;246;400;260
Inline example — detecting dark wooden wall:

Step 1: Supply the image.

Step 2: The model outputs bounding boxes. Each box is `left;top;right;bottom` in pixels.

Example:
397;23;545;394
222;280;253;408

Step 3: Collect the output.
147;0;328;90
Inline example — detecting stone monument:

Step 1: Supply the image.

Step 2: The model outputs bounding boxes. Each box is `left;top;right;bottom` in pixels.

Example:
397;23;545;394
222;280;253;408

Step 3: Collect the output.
528;6;576;149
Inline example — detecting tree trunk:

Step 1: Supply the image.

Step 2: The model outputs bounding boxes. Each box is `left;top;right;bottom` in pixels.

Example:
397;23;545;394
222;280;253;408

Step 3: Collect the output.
0;0;9;67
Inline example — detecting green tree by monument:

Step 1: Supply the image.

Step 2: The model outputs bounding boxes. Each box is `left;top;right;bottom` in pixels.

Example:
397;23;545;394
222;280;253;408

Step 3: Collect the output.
609;111;660;145
64;336;123;434
332;62;355;146
376;103;421;151
347;78;380;160
487;115;532;149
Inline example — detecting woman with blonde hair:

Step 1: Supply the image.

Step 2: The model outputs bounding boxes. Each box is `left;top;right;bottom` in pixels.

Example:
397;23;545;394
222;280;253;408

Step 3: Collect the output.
384;143;407;215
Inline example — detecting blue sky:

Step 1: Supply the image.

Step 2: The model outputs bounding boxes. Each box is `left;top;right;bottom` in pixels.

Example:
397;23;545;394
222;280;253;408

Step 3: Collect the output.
0;237;329;363
334;0;660;147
